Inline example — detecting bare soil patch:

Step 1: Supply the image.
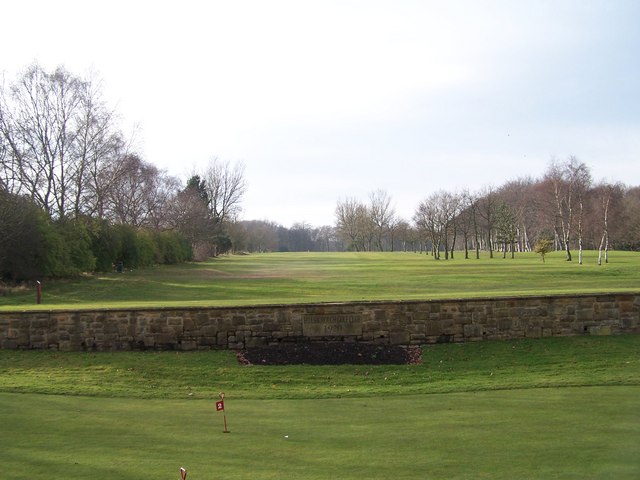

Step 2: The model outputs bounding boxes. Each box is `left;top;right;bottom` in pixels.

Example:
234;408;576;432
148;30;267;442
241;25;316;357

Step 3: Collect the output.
237;343;422;365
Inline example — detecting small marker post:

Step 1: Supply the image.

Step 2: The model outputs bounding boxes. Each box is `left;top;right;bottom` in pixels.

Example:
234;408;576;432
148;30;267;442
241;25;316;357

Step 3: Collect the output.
216;392;230;433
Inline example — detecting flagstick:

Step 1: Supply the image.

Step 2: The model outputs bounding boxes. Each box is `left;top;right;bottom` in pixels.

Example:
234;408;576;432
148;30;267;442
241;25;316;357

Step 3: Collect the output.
219;392;230;433
222;411;229;433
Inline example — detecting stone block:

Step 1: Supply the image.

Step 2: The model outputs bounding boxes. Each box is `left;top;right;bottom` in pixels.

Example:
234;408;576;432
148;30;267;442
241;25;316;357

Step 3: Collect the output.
179;340;197;351
463;324;483;338
389;331;410;345
199;336;217;346
245;336;267;348
589;325;612;336
167;317;183;326
426;321;443;336
154;334;175;345
5;328;20;339
525;326;542;338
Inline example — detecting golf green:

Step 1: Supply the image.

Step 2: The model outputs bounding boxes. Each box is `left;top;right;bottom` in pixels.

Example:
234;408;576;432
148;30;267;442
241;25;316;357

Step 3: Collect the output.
1;387;638;479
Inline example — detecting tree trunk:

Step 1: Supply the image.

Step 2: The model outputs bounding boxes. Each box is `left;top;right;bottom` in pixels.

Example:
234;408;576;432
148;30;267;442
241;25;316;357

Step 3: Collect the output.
578;200;584;265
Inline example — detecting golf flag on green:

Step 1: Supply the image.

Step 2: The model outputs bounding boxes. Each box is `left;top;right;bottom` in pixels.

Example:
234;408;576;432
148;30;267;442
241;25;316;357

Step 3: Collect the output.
217;392;230;433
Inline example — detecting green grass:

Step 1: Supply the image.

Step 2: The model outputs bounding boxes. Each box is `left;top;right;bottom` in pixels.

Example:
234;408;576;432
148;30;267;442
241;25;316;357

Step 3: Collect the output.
1;336;639;479
1;251;639;478
1;250;639;310
1;336;638;400
2;387;639;479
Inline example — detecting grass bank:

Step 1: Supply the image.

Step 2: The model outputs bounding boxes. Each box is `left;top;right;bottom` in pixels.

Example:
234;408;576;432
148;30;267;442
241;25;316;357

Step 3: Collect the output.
1;336;638;400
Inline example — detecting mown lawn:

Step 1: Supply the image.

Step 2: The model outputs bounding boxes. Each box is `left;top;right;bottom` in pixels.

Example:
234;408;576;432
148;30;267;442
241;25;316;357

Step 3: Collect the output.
1;250;639;310
2;387;638;480
0;335;639;479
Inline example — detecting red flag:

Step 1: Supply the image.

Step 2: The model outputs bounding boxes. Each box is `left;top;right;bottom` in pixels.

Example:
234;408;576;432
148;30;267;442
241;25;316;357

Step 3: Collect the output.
216;400;225;411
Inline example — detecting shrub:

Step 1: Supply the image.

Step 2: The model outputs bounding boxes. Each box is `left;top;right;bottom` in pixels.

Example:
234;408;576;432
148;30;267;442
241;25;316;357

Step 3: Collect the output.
0;192;57;280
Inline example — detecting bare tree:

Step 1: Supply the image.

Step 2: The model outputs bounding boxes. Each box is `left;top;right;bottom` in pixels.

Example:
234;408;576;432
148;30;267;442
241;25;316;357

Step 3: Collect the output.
71;74;125;218
313;225;338;252
414;195;440;258
0;65;82;218
243;220;279;252
104;154;178;227
496;177;539;253
392;219;411;252
202;158;247;225
597;186;611;266
591;182;624;265
0;103;15;192
440;191;461;260
544;156;591;262
368;189;395;251
335;197;369;251
495;201;518;258
476;186;498;258
618;186;640;250
413;191;459;259
0;63;126;220
165;178;217;259
456;190;477;259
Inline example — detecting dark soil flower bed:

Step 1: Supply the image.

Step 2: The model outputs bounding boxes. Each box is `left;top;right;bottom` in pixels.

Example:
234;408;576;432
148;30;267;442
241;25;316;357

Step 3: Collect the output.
236;343;422;365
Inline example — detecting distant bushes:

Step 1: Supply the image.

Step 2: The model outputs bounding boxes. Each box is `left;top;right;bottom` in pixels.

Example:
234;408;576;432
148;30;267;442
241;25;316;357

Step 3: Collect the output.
0;192;192;281
88;222;193;274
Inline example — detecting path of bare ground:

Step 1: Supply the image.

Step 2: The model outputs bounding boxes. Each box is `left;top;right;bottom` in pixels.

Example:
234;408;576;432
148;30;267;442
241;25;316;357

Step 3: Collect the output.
237;343;422;365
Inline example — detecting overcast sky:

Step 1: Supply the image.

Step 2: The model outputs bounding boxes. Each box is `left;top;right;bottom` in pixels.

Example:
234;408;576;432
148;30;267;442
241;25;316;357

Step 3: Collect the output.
3;1;639;227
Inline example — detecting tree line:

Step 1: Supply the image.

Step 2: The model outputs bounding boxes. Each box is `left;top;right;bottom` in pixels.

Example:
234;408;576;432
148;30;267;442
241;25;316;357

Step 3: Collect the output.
334;157;640;262
1;64;245;280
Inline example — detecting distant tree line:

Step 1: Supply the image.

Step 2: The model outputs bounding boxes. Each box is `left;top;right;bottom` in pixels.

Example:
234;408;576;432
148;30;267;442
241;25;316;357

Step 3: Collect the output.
228;221;342;253
226;159;638;259
0;64;245;280
334;157;640;262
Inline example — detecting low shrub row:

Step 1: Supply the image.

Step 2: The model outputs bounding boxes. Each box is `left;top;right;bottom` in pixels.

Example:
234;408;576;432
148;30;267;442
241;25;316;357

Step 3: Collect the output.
0;193;192;281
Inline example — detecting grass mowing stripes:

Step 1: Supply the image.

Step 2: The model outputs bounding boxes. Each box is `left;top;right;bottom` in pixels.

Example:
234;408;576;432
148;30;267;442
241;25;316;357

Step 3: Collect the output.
1;387;639;479
0;336;639;478
1;250;639;310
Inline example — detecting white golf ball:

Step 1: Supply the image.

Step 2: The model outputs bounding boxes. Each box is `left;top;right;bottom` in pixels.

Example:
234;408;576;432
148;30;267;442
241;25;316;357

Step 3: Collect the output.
284;435;288;438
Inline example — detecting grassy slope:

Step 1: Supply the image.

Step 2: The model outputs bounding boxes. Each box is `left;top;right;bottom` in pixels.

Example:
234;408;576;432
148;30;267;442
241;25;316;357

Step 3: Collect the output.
1;336;638;400
1;250;639;310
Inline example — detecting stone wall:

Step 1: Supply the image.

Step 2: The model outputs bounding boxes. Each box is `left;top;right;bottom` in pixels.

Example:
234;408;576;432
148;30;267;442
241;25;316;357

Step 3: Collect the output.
1;293;638;351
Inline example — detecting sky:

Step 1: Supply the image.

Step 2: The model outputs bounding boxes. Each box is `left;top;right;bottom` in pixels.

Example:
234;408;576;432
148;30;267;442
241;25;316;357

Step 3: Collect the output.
3;0;639;227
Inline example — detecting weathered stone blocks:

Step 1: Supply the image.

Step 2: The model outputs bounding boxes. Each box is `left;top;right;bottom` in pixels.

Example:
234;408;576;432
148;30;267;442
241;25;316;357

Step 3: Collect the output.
0;293;638;351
